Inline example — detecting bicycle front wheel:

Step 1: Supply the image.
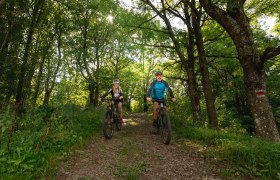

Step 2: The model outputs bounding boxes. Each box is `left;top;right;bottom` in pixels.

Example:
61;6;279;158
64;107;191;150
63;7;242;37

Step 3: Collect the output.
102;111;113;139
160;111;171;144
116;121;122;131
115;114;122;131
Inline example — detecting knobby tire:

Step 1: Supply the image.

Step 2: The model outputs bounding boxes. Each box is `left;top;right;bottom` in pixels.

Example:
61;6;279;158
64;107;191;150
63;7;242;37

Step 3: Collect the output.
160;111;171;144
103;111;113;139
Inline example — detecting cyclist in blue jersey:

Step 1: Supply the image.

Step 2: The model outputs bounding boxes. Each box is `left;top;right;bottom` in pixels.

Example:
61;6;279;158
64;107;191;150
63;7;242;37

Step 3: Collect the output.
146;71;176;133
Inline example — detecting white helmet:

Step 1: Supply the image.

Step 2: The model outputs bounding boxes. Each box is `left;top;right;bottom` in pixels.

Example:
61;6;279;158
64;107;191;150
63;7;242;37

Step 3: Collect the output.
113;79;120;84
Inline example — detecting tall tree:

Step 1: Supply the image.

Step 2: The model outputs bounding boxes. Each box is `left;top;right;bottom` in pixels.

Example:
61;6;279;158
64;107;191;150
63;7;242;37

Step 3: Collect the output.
43;3;64;105
15;0;45;112
198;0;280;141
190;0;218;127
0;0;23;110
168;0;202;122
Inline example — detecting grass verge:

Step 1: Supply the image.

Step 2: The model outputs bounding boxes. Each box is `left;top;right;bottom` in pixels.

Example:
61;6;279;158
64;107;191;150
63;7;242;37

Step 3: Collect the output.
171;115;280;179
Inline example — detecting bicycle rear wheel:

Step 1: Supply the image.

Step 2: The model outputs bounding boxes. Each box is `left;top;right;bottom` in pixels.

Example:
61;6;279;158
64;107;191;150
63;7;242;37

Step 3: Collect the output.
102;111;113;139
160;111;171;144
115;115;122;131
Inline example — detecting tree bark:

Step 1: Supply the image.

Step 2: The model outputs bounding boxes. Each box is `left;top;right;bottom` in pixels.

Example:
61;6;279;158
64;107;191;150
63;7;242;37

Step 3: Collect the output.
192;6;218;128
94;84;99;107
43;23;63;106
32;57;45;106
183;0;202;122
25;35;41;102
43;91;51;105
88;82;95;107
94;42;100;107
143;93;148;112
199;0;280;141
15;0;45;112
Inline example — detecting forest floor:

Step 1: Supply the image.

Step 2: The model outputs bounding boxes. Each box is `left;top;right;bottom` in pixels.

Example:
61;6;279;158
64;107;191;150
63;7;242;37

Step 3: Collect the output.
55;113;225;179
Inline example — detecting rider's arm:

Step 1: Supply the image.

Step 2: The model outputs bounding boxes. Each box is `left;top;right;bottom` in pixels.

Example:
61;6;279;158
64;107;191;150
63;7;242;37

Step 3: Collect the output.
119;89;124;99
164;81;174;98
120;89;124;97
101;89;112;99
147;82;153;98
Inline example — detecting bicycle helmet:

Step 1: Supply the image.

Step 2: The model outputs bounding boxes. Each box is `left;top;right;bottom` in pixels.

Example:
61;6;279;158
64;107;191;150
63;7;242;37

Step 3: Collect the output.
113;79;120;84
154;70;163;76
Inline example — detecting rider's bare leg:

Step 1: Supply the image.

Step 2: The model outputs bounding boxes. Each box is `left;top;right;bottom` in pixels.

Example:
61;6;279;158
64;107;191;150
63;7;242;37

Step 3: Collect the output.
118;102;123;122
152;101;159;133
153;101;159;121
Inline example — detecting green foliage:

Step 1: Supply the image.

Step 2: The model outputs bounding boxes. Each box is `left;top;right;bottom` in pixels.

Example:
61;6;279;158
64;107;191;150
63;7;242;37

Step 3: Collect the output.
0;105;103;178
1;0;280;178
171;114;280;178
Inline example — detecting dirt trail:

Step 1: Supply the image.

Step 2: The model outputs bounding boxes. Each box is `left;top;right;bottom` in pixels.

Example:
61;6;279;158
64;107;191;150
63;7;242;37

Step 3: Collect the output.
56;113;222;179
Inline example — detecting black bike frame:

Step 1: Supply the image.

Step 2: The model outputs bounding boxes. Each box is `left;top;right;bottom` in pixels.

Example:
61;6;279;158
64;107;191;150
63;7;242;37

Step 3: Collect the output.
154;99;166;116
109;100;119;122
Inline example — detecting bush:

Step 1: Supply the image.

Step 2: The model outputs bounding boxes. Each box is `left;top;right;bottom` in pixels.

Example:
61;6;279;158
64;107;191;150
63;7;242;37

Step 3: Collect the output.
0;104;103;178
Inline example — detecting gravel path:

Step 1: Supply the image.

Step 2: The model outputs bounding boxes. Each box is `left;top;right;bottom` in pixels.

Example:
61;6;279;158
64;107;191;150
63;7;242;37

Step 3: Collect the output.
55;113;222;179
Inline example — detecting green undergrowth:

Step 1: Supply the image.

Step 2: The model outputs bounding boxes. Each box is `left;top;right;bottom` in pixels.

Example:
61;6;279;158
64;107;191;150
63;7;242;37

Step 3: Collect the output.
171;114;280;179
0;104;103;179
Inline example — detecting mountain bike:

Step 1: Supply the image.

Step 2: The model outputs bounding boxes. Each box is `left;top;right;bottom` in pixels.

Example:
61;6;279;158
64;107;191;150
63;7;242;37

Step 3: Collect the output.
102;98;122;139
154;99;172;144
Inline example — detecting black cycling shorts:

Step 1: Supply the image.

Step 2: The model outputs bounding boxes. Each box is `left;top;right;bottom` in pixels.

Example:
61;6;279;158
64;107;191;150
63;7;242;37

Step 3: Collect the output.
113;99;123;103
152;98;166;105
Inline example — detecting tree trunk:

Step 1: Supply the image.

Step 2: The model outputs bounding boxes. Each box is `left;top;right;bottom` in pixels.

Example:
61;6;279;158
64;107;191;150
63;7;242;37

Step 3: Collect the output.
25;36;41;103
15;0;44;112
94;45;100;107
185;42;202;122
43;91;51;105
199;0;280;141
0;22;12;54
143;93;148;112
192;8;218;128
1;0;14;54
32;56;45;106
42;21;63;106
243;55;279;140
88;85;95;107
94;85;99;107
183;1;202;122
43;57;51;105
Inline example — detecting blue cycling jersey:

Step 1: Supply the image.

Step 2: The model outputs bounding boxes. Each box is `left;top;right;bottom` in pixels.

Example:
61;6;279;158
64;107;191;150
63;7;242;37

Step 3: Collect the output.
147;80;174;100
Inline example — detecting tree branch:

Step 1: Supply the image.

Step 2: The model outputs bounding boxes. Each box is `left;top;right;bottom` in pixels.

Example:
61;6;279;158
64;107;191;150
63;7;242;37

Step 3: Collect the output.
128;13;159;33
125;25;168;34
165;0;188;25
206;54;237;59
260;46;280;63
199;0;238;31
132;42;175;49
164;75;187;82
204;29;226;44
